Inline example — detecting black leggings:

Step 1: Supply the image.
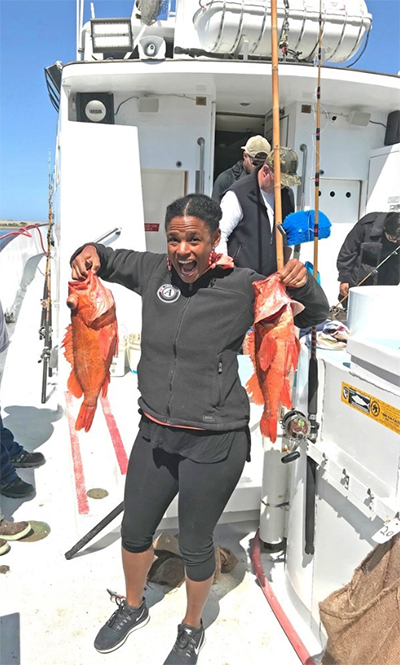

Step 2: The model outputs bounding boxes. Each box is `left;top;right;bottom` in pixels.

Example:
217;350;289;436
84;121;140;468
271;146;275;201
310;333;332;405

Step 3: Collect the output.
121;429;248;582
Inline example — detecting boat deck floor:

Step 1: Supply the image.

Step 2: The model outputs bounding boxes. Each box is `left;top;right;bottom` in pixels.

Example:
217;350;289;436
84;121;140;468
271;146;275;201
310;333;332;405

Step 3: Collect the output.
0;257;309;665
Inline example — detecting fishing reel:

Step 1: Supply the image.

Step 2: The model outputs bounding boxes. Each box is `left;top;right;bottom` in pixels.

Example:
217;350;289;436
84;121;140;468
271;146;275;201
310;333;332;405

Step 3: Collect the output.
281;410;310;464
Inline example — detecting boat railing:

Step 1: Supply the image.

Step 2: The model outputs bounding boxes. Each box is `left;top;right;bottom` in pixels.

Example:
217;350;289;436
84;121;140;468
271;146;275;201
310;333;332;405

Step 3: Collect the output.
0;224;47;320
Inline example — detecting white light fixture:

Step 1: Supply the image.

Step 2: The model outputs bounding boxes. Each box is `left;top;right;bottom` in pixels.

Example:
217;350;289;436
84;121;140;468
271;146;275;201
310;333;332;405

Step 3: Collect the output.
91;18;133;53
138;36;166;60
347;111;371;127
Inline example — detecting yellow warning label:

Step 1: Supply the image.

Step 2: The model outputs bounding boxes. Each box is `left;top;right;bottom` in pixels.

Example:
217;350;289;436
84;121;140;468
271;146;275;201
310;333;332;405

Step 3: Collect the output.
341;382;400;435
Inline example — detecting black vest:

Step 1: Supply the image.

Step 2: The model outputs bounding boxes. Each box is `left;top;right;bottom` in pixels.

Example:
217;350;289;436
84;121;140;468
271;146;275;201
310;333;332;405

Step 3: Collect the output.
227;168;294;276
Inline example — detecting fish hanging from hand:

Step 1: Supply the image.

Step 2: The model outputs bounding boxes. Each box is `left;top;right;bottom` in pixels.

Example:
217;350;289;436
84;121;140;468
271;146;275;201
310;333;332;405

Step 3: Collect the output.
243;274;304;443
62;270;118;432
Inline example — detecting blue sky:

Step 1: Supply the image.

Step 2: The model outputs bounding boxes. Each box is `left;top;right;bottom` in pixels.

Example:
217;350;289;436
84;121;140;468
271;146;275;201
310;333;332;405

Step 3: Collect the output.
0;0;399;222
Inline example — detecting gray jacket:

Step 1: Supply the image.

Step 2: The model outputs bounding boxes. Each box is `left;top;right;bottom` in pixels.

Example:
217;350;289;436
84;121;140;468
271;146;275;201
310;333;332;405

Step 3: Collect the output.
212;160;247;203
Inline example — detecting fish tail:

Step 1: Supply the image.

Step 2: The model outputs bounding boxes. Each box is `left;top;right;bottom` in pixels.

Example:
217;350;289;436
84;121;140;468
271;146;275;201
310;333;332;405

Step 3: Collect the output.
75;403;97;433
260;414;278;444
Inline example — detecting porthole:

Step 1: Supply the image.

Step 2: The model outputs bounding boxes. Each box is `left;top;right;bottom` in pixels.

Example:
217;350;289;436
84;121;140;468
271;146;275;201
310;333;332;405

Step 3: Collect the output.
330;191;336;197
346;192;351;198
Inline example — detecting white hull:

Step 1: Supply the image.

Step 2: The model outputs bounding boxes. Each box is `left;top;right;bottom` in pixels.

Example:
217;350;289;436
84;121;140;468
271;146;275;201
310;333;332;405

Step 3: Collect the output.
2;0;400;661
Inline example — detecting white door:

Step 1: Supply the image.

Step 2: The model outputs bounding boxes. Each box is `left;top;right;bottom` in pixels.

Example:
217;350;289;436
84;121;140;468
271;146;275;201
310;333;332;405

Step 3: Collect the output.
298;178;361;307
141;169;187;254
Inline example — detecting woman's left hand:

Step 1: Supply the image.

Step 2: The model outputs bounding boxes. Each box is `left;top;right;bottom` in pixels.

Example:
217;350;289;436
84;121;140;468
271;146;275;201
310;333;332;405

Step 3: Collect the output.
278;258;308;289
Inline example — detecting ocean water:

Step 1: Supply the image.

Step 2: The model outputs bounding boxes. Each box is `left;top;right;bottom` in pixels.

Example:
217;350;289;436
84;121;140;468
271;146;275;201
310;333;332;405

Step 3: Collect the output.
0;227;23;250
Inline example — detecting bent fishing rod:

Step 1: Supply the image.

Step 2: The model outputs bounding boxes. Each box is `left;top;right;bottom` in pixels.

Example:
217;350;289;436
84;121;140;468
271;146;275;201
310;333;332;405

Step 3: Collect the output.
330;244;400;312
39;154;54;404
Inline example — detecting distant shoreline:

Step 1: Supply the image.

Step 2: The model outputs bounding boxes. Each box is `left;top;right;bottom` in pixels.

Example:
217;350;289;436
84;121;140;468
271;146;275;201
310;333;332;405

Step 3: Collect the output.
0;221;46;228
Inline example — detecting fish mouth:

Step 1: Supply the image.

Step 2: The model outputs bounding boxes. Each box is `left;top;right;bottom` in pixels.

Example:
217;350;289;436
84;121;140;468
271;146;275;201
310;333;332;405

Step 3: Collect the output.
177;259;197;279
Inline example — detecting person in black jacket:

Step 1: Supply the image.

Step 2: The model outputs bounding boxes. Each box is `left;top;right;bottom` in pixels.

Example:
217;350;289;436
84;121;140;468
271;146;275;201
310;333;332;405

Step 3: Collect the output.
215;147;300;276
70;194;328;665
337;211;400;304
212;135;271;203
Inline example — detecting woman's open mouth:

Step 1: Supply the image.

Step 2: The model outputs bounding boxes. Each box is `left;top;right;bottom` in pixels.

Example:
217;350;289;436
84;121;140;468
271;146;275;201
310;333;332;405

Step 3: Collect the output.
177;259;197;277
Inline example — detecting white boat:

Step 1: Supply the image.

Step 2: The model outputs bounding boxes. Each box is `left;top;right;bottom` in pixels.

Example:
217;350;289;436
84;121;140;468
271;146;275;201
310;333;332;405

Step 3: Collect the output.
0;1;399;663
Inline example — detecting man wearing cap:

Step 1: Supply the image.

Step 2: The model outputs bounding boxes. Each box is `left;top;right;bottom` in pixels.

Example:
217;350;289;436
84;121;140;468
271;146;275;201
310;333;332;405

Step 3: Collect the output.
212;136;271;203
215;147;301;276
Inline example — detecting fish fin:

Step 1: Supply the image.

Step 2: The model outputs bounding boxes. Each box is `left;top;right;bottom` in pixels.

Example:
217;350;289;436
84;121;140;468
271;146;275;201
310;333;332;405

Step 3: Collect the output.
259;335;277;373
288;336;301;371
67;371;83;399
75;403;97;433
62;325;74;366
280;378;292;410
245;373;264;405
243;329;255;363
101;373;110;398
98;328;118;362
260;414;278;444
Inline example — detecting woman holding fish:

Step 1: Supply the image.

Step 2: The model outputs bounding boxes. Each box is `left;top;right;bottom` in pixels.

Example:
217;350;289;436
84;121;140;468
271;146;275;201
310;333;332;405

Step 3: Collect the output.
70;193;328;665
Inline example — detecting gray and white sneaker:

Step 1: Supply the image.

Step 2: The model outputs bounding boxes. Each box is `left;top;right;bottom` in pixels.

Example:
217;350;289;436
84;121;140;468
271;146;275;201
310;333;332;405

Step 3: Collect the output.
163;621;205;664
94;590;150;653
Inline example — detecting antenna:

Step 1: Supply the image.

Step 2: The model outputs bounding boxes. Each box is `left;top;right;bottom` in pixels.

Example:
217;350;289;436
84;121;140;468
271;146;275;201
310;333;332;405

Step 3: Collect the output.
76;0;85;60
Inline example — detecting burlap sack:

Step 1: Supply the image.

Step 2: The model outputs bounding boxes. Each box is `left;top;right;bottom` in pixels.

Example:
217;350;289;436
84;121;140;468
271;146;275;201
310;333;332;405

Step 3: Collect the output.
319;533;400;665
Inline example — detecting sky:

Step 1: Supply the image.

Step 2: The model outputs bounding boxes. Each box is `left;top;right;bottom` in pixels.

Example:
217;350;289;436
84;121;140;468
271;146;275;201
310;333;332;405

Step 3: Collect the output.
0;0;399;222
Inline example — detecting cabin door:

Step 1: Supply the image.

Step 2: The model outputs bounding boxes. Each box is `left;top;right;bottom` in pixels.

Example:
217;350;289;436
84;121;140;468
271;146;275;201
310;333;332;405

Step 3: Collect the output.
141;169;188;253
298;178;361;306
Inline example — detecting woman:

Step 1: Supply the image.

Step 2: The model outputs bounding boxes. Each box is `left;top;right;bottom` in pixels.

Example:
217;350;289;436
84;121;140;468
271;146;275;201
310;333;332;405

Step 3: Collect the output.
71;194;328;664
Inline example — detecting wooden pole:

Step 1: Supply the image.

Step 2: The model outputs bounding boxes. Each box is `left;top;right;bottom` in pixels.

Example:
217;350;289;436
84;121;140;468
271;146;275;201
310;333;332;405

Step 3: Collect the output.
270;0;284;270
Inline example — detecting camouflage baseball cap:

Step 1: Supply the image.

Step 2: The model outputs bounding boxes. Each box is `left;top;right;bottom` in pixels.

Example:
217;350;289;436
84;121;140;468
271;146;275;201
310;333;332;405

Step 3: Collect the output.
266;147;301;187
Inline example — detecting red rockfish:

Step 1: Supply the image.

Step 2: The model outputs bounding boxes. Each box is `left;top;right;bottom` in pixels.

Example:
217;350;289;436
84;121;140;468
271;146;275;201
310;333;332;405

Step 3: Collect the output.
243;274;304;443
63;270;118;432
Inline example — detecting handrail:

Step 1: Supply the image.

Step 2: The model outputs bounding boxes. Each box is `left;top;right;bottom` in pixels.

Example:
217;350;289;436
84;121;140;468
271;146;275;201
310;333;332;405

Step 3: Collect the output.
197;138;205;194
297;143;307;210
94;227;122;243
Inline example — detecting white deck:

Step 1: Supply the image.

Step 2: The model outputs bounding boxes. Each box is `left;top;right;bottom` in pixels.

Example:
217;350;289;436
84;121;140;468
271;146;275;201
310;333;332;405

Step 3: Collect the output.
0;255;315;665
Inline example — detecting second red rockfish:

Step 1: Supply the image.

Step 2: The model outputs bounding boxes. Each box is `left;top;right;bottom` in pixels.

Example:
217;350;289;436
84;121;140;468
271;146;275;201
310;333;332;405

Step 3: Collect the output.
63;269;118;432
243;274;304;443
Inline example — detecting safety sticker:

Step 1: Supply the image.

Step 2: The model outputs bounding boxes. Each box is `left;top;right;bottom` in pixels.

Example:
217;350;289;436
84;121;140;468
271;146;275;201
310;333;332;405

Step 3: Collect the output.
341;382;400;435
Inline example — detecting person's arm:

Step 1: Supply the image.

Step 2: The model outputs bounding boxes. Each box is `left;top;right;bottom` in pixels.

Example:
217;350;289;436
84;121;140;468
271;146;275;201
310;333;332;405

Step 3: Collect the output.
70;243;162;295
337;219;366;287
215;191;243;255
287;272;329;328
212;171;230;202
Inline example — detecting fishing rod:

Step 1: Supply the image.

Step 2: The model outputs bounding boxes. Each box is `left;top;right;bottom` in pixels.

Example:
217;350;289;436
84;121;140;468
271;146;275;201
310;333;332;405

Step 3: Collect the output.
38;154;54;404
304;0;324;557
330;244;400;312
270;0;284;270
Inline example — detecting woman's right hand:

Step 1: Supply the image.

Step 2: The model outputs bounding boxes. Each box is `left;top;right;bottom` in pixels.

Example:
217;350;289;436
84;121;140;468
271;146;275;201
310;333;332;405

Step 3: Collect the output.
71;245;101;280
339;282;349;298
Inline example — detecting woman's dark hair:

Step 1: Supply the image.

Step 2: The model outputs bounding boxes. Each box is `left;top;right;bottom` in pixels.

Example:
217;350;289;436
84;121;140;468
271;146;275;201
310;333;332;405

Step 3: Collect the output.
165;194;222;233
384;212;400;239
